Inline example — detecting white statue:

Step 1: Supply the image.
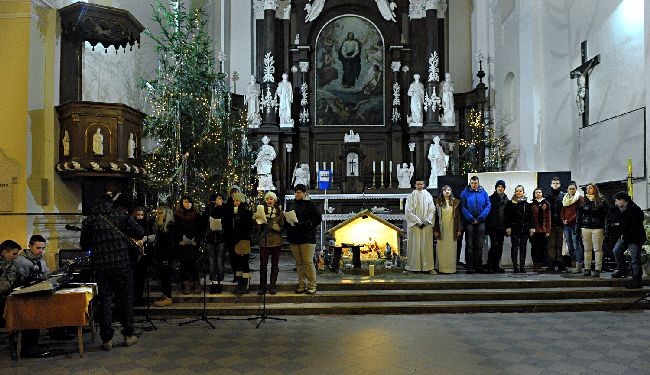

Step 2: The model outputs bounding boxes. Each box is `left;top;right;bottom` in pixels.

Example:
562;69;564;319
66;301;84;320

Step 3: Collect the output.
127;132;136;159
305;0;326;22
255;135;277;190
407;74;425;126
397;162;414;189
291;163;310;188
576;73;586;115
92;128;104;156
276;73;294;127
62;130;70;156
346;153;359;176
427;136;449;189
245;75;262;127
440;72;455;126
376;0;397;22
343;130;360;143
294;33;300;45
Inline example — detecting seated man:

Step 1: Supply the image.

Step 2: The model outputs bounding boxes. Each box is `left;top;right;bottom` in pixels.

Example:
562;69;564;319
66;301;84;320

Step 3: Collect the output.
14;235;50;282
0;240;51;358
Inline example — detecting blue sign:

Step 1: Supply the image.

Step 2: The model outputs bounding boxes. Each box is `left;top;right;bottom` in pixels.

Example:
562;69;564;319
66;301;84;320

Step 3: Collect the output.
318;170;331;190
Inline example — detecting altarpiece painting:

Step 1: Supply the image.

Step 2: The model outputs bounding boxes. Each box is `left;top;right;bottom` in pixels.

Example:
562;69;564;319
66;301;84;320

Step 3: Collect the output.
315;15;385;126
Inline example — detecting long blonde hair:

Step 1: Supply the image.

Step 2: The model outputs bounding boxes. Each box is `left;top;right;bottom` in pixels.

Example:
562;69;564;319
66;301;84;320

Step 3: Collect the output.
156;206;174;232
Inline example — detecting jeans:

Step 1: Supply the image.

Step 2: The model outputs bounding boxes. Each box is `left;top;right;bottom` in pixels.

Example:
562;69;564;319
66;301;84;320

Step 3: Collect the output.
612;239;642;282
487;231;505;269
510;233;528;267
563;225;583;264
464;222;485;270
206;242;226;282
95;266;134;343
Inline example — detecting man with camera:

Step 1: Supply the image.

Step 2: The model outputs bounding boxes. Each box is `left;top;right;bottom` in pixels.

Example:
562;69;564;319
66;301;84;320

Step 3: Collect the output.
610;191;647;289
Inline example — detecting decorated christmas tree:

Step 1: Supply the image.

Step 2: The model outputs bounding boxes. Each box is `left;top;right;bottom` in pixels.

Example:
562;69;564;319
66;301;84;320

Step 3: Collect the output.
140;1;253;204
458;108;517;174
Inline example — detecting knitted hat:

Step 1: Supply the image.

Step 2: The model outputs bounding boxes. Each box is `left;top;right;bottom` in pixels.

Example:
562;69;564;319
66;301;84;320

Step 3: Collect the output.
294;184;307;193
495;180;506;189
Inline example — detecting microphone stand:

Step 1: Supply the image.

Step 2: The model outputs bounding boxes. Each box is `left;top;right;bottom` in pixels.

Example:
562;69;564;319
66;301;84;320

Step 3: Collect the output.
179;245;220;329
134;252;157;331
248;245;287;328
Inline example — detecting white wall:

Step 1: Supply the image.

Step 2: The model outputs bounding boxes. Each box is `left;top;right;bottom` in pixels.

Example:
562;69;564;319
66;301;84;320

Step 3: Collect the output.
487;0;647;208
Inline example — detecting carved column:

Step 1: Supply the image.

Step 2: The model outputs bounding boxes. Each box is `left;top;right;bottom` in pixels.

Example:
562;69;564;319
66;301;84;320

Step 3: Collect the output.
391;61;402;127
298;61;310;127
424;0;440;126
260;0;278;128
409;0;426;80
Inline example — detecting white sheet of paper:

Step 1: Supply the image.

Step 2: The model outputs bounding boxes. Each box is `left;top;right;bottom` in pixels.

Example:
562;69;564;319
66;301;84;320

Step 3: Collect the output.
209;217;222;231
181;235;197;246
284;210;299;226
255;205;267;224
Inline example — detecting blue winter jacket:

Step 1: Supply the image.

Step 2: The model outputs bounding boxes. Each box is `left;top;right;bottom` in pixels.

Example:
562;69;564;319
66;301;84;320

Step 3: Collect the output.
460;185;491;223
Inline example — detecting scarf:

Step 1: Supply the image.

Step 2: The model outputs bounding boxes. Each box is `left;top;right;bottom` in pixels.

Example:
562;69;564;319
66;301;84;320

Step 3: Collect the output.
511;195;527;204
176;208;198;221
586;194;595;201
562;192;581;206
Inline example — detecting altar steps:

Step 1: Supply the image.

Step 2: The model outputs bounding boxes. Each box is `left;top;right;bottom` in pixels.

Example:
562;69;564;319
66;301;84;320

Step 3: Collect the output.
135;279;650;316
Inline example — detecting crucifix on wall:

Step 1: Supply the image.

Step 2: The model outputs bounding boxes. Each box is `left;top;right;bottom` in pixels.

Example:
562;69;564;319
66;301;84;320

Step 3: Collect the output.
570;40;600;128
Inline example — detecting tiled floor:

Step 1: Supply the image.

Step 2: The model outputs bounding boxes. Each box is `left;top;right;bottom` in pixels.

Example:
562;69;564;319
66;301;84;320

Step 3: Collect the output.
1;310;649;374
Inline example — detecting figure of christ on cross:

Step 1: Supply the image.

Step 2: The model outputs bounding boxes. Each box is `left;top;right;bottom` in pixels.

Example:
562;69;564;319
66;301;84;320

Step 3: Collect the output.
347;154;358;176
570;40;600;128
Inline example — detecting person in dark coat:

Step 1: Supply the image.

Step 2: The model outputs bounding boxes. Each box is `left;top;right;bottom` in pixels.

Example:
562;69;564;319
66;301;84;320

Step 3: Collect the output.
285;184;322;294
174;195;204;295
545;177;566;272
223;192;254;294
80;193;144;350
459;176;491;273
253;191;285;295
577;183;609;277
529;188;552;273
610;191;647;289
152;206;175;307
204;192;227;294
225;185;242;282
486;180;509;273
505;185;532;273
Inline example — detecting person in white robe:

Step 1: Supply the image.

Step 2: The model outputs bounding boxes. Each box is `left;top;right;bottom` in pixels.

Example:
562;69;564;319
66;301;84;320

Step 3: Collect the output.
405;180;436;273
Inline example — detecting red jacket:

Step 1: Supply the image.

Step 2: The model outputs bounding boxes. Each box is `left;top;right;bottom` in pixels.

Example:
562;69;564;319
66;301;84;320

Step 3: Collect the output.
530;199;551;235
560;195;584;226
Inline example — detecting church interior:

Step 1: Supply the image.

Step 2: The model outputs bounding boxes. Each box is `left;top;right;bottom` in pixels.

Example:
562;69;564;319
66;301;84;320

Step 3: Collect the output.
1;0;649;370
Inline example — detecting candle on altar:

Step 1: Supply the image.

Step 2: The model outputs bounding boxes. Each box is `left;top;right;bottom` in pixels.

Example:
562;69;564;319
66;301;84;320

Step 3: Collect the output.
372;161;376;173
389;160;393;174
315;162;319;172
322;161;326;171
381;161;384;173
330;161;334;173
399;198;403;210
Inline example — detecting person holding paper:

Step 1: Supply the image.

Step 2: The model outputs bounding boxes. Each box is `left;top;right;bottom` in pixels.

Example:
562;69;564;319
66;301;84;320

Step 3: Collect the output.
204;192;227;294
223;192;254;295
153;206;175;307
285;184;322;294
254;191;285;295
174;195;204;295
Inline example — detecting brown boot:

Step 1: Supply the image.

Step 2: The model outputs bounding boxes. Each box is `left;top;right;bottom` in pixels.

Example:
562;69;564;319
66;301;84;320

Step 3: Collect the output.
268;268;279;295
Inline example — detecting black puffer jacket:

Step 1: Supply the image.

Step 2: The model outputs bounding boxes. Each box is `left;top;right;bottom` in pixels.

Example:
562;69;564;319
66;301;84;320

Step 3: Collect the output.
486;192;509;232
223;206;253;245
285;199;322;244
505;198;532;235
609;201;647;245
80;200;144;272
577;196;609;230
545;189;565;227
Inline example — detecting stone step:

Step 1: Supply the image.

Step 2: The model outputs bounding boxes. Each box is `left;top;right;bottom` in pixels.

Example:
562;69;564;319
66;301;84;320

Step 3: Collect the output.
156;287;646;304
138;296;650;316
